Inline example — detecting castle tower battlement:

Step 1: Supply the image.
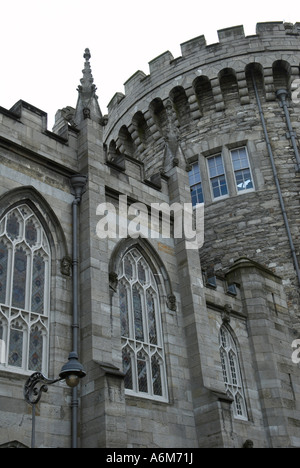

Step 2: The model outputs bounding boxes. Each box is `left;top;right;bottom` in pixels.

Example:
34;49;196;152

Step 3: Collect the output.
104;21;300;153
102;21;300;331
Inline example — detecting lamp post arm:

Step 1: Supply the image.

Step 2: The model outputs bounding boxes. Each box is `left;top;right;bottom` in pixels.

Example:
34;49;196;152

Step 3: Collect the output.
24;372;62;406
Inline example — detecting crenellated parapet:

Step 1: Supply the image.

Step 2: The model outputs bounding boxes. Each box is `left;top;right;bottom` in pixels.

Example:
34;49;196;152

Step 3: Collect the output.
103;21;300;179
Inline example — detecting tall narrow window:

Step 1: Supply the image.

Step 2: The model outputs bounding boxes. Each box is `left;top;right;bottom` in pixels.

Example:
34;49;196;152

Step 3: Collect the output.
230;147;254;193
208;155;228;199
188;162;204;206
0;204;50;374
118;248;168;401
0;241;8;304
219;325;248;420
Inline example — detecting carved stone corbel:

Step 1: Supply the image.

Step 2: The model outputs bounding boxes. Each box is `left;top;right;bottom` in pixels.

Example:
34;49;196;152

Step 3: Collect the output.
222;304;232;324
167;294;177;312
60;256;72;276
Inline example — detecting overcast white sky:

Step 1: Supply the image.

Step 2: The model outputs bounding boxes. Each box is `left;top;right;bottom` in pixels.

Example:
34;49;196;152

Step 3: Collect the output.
0;0;298;127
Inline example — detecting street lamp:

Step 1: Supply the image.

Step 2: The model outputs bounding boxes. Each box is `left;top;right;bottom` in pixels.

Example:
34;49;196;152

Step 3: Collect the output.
24;352;86;448
59;352;86;388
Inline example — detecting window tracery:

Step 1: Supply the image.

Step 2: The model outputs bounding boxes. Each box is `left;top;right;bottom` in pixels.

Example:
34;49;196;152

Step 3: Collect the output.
0;204;50;374
219;325;248;420
118;248;168;401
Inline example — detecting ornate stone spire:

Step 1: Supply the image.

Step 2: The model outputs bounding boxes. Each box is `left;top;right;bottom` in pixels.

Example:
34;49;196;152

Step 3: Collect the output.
74;48;102;125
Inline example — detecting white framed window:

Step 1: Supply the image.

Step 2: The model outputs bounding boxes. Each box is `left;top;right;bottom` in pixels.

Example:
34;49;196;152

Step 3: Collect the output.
219;325;248;420
230;147;254;193
0;204;50;374
207;155;228;200
188;162;204;206
118;248;168;402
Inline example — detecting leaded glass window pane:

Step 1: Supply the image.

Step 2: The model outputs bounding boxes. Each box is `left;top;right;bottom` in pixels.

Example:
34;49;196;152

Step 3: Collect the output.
29;326;43;372
0;241;8;304
147;291;157;345
12;247;27;309
0;204;51;374
0;322;5;364
220;349;228;383
236;393;244;417
120;282;129;337
119;248;168;401
133;286;144;342
219;326;247;420
8;323;23;367
137;352;148;393
124;257;133;280
122;348;133;390
7;213;20;240
138;262;146;285
31;254;45;314
152;355;162;396
25;220;38;246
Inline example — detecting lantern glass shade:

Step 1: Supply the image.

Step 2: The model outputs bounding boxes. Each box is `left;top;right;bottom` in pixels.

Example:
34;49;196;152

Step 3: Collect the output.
59;352;86;387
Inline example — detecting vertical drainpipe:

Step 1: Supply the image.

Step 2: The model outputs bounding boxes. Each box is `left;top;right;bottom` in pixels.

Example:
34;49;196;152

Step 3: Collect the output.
276;88;300;172
251;73;300;287
70;174;87;448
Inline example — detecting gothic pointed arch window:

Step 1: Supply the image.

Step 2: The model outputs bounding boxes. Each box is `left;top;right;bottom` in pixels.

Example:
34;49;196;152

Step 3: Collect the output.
118;248;168;401
219;325;248;420
0;204;50;374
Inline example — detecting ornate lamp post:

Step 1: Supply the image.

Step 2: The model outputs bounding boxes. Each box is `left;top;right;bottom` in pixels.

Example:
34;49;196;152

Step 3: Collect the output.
24;353;86;448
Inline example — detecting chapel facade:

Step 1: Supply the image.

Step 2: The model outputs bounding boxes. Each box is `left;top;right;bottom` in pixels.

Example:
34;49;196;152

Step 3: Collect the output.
0;21;300;448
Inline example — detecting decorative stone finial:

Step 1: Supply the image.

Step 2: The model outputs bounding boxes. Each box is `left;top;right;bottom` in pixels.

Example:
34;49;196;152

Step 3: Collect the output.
74;48;102;126
83;48;91;61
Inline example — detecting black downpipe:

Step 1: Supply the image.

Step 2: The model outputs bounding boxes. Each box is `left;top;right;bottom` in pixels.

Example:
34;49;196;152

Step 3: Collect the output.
251;73;300;287
70;174;87;448
276;88;300;172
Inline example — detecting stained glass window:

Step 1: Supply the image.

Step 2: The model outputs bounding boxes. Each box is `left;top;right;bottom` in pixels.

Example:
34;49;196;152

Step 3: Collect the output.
7;213;20;240
0;205;51;374
122;347;133;390
151;355;163;396
119;283;129;337
0;241;8;304
8;322;23;368
29;326;43;372
137;352;148;393
124;257;133;280
219;325;247;420
138;262;146;285
147;291;157;345
12;247;27;309
31;254;45;314
25;220;38;246
133;286;144;342
119;248;168;401
0;321;5;364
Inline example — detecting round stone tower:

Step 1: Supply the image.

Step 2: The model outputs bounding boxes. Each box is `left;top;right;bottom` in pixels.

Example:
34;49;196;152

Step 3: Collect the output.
104;21;300;328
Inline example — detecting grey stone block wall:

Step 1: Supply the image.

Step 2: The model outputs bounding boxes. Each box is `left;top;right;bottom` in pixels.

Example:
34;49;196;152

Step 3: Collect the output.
0;22;300;448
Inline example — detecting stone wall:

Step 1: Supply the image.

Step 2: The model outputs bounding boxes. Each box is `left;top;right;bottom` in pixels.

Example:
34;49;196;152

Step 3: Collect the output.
0;22;299;448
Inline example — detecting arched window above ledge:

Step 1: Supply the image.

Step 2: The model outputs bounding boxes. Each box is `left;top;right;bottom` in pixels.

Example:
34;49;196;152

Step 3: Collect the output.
118;247;168;402
219;325;248;420
0;204;51;374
